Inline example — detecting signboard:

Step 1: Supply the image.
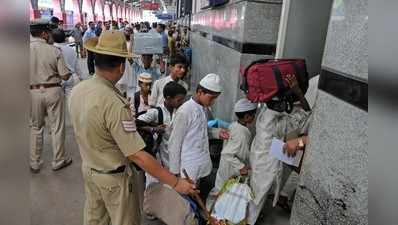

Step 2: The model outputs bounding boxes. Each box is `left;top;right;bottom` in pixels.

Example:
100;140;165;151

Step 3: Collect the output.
140;1;160;10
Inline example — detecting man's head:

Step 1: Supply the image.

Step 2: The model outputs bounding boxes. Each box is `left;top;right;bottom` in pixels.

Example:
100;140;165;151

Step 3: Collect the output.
169;54;187;80
88;21;95;29
75;22;81;28
84;30;131;82
195;73;223;107
30;18;52;42
234;98;257;125
163;81;187;109
141;54;153;68
168;30;174;37
104;21;110;30
138;72;153;95
157;23;166;33
52;28;66;43
97;21;103;27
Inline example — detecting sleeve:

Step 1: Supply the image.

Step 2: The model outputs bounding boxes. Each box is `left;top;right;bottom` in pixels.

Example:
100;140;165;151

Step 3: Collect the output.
220;128;246;172
168;110;189;174
74;57;83;79
137;108;158;123
149;80;159;106
276;109;311;138
106;101;146;157
56;50;71;76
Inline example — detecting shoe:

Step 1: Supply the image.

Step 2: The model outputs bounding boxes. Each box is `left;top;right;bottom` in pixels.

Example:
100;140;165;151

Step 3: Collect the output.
30;167;40;174
52;158;73;171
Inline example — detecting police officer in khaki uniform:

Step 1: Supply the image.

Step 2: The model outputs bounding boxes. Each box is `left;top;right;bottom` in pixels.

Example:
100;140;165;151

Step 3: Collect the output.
30;18;73;173
69;30;197;225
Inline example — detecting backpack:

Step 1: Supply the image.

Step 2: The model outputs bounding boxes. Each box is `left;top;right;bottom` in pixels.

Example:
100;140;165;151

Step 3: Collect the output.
240;58;310;113
135;106;164;158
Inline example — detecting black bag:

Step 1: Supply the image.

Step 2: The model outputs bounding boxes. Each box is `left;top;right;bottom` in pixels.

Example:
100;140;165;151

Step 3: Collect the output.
136;107;164;157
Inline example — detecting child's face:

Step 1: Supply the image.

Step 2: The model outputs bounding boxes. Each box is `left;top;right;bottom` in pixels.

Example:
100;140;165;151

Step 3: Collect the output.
139;82;151;94
196;90;220;107
243;113;256;124
170;63;186;79
166;94;186;109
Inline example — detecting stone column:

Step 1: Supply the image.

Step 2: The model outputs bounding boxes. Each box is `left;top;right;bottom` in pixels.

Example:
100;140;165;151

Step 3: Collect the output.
290;0;368;225
190;0;282;121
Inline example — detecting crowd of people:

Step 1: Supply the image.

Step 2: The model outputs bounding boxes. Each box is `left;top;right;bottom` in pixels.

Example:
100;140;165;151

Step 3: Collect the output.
30;16;316;225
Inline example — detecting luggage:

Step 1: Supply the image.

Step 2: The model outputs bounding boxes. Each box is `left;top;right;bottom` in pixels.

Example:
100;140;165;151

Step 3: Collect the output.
240;58;310;113
133;32;163;55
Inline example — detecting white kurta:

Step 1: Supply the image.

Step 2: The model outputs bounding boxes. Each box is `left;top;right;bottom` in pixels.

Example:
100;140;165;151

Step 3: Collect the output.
247;76;319;224
149;76;188;107
214;122;252;192
168;98;220;182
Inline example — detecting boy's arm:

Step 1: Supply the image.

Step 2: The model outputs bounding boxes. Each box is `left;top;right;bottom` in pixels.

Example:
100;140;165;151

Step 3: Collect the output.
168;111;189;175
209;127;229;140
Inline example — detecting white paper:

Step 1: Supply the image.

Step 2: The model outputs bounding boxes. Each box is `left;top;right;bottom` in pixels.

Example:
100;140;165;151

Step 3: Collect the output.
269;138;303;167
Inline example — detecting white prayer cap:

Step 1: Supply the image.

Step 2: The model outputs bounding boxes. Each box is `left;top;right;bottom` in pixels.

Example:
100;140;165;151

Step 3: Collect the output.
234;98;257;113
199;73;223;93
138;72;152;83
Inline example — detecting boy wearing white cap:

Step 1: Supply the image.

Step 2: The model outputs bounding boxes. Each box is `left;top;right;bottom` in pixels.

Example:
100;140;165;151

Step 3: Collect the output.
133;72;153;116
168;73;230;183
212;98;257;193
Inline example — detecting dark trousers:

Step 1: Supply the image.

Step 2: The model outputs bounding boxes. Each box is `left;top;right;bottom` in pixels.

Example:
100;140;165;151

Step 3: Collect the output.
87;50;95;75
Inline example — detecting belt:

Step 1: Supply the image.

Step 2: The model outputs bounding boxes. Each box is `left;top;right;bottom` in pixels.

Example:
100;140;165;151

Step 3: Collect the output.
91;165;126;174
30;83;61;90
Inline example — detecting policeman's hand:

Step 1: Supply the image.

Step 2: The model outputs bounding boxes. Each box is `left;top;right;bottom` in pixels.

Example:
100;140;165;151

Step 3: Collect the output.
219;128;230;140
173;178;199;195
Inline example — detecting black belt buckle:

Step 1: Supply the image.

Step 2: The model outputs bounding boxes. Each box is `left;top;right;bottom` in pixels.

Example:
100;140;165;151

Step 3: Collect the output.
92;165;126;174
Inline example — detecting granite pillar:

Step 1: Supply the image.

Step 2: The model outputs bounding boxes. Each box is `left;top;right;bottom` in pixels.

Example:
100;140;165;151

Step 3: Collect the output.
190;0;282;121
290;0;368;225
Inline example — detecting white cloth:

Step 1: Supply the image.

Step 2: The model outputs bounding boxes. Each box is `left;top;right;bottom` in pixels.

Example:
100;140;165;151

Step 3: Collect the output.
247;76;319;224
214;122;252;192
149;76;188;107
212;182;253;224
137;94;151;114
168;98;220;181
54;42;82;95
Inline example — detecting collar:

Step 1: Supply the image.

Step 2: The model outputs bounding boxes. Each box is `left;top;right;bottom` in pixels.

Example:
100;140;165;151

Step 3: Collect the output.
53;42;68;48
95;75;129;104
30;36;46;43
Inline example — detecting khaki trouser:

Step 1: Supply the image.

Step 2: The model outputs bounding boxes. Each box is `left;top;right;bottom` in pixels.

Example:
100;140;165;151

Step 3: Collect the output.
30;87;67;169
144;183;198;225
82;166;141;225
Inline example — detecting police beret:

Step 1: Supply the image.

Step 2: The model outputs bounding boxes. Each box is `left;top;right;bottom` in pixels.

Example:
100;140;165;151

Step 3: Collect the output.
30;18;52;30
30;18;58;30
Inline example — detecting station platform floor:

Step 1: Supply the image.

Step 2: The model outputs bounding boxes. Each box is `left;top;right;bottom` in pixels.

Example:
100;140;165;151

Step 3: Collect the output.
30;58;290;225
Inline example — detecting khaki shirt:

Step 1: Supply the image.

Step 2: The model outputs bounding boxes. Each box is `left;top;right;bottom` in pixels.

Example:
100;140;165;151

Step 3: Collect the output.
69;75;146;171
30;36;70;85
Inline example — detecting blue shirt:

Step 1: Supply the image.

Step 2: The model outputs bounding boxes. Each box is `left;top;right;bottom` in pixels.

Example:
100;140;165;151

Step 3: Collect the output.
160;31;168;48
82;28;96;43
132;59;161;81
